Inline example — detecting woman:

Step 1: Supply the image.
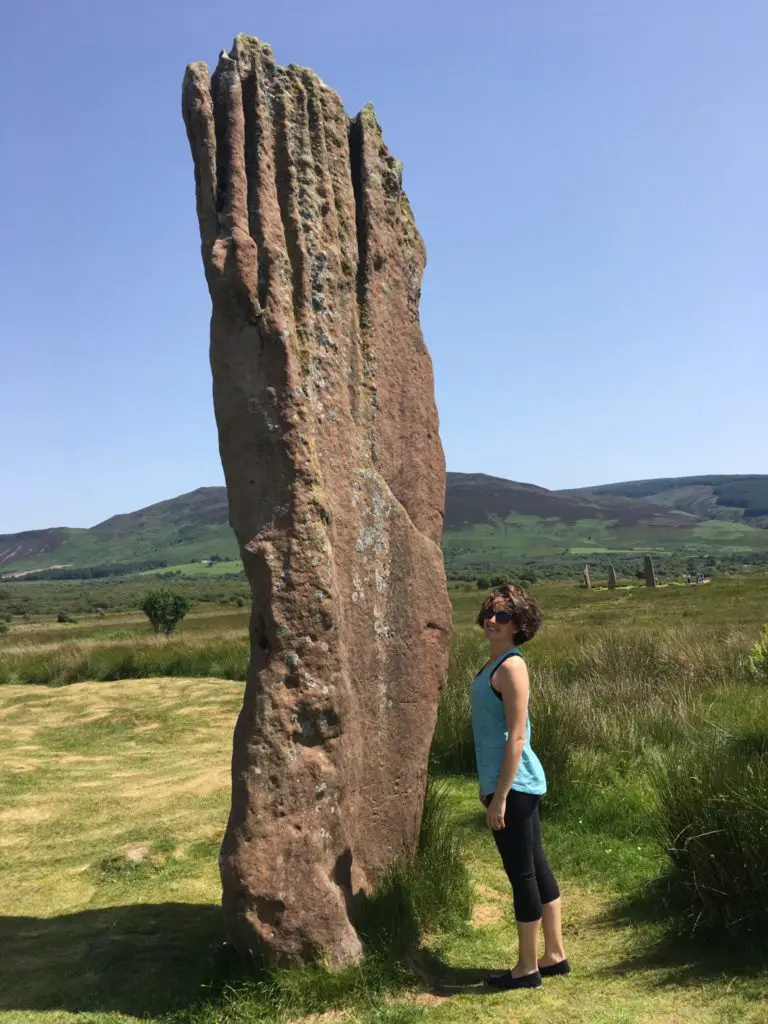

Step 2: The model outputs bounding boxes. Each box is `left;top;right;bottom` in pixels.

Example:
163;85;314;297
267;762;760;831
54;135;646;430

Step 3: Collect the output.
471;583;568;990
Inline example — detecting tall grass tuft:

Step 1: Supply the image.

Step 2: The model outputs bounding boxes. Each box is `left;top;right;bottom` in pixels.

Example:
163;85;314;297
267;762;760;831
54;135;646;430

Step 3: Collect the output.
747;624;768;681
651;685;768;935
357;779;472;957
0;637;250;686
429;629;485;774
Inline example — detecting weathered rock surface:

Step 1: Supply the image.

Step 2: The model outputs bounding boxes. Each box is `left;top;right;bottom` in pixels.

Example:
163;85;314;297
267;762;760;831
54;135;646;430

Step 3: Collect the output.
583;565;591;589
182;36;452;967
643;555;657;588
607;564;617;589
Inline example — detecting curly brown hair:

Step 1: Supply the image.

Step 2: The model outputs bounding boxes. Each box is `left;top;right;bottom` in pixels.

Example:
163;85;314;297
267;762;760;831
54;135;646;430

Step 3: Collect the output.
477;583;543;645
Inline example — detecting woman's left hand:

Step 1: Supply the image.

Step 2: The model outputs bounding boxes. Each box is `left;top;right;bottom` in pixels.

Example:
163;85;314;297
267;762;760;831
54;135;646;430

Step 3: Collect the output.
486;793;506;831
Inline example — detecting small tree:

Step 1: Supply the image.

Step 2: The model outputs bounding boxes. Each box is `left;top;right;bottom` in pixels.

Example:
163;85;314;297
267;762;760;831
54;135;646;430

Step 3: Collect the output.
140;589;190;638
476;577;491;590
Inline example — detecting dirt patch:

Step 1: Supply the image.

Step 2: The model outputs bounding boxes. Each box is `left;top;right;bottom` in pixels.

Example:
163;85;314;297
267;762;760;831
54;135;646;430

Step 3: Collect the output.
471;901;504;927
122;843;151;863
285;1012;354;1024
393;992;449;1008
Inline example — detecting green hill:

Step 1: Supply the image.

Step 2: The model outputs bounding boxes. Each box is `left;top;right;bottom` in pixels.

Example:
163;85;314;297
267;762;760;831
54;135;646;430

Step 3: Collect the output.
0;489;239;576
442;473;768;577
568;475;768;524
2;474;768;581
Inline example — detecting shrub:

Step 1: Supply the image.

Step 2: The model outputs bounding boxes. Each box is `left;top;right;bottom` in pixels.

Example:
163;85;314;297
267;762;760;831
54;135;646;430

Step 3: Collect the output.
57;611;76;624
140;589;190;638
0;620;8;634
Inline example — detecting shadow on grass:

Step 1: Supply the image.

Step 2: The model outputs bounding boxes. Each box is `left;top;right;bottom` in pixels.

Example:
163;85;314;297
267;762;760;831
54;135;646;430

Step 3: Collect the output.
411;948;492;996
600;872;768;991
0;904;489;1020
0;902;225;1018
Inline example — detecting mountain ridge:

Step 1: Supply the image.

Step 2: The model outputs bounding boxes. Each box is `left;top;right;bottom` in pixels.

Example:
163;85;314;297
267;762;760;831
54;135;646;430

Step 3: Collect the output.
2;473;767;576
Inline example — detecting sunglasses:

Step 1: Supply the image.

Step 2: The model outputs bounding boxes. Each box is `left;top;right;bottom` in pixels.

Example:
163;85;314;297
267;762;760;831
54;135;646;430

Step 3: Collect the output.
482;608;514;624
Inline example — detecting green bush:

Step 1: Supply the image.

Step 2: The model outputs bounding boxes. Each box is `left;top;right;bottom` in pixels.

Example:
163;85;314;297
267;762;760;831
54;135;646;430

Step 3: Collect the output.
140;589;191;637
57;610;76;624
0;620;8;634
652;689;768;934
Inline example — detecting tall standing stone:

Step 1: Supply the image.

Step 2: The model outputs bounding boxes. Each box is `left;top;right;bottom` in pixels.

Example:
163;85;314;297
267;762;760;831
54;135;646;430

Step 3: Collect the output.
182;36;452;966
583;565;591;589
643;555;657;588
607;564;617;589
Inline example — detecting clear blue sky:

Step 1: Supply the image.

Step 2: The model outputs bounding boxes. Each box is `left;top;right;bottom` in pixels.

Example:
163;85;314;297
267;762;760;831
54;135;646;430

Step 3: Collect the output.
2;0;766;533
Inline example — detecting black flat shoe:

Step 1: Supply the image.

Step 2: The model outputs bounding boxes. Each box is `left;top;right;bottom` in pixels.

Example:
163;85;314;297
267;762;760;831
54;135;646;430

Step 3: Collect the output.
484;969;542;990
538;959;570;976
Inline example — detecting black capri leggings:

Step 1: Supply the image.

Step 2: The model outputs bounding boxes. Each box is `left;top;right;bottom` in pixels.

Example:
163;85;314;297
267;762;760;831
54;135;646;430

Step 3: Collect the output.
483;790;560;922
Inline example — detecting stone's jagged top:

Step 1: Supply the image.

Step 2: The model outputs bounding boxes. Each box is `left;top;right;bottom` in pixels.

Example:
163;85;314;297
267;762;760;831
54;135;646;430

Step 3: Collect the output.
182;38;450;967
232;32;273;54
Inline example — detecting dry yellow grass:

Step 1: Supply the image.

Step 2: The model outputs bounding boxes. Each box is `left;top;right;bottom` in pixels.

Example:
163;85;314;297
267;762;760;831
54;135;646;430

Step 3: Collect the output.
1;672;767;1024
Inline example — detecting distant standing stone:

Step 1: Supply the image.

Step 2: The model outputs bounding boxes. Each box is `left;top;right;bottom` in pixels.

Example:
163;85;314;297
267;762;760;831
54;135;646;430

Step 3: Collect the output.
608;564;617;589
583;565;591;589
643;555;657;588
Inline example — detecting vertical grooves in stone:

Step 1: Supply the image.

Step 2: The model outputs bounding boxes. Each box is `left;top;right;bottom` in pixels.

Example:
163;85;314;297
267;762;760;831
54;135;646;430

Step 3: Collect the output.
181;65;219;251
272;80;308;328
240;61;269;312
211;67;231;224
347;115;369;327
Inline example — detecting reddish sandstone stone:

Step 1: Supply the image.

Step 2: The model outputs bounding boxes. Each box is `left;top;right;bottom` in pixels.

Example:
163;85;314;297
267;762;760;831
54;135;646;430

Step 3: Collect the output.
182;35;451;966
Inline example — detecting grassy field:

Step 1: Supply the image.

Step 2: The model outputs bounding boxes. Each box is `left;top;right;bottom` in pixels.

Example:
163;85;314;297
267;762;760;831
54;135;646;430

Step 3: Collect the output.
1;579;767;1023
137;561;244;577
442;514;768;566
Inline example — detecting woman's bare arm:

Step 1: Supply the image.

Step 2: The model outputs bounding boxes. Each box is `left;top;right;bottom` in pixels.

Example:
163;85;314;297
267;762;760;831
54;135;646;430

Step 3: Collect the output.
485;658;530;829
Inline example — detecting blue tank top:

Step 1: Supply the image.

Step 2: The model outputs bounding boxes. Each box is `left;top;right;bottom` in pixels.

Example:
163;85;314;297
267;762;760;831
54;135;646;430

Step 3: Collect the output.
470;646;547;798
